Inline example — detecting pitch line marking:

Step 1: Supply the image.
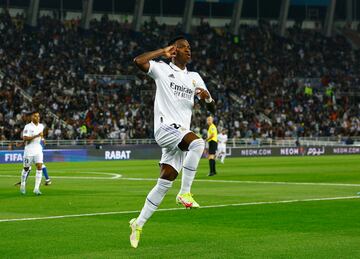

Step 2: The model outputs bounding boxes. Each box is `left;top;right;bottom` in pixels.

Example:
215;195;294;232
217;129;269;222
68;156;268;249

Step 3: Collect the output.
117;177;360;187
131;178;360;187
0;196;359;223
1;173;360;187
196;179;360;187
0;172;122;180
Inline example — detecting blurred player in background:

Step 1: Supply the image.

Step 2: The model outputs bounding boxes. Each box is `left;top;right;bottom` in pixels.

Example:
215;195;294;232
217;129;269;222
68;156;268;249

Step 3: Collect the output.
40;138;51;185
206;116;218;176
15;112;51;187
20;111;45;195
130;36;215;248
217;129;228;164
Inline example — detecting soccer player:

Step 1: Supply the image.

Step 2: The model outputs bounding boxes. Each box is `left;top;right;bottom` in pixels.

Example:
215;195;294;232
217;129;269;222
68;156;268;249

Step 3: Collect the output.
20;111;45;195
206;116;218;176
129;36;215;248
14;113;51;186
217;129;228;164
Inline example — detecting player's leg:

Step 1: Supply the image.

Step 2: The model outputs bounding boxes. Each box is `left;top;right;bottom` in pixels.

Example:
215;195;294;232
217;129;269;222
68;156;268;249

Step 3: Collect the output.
20;157;32;194
130;163;177;248
20;167;30;193
15;165;31;187
42;164;51;185
208;141;217;176
217;146;224;163
33;153;44;195
220;146;226;163
26;166;32;180
177;132;205;207
216;149;222;161
136;164;177;226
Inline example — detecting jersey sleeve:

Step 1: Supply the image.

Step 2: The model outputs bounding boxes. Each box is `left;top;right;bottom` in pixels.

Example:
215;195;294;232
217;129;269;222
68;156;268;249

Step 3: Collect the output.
193;73;208;90
208;126;216;135
147;60;163;80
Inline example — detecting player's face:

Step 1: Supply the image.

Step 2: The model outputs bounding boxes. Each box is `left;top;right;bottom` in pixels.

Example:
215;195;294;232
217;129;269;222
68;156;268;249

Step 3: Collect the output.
32;113;40;124
207;117;213;125
175;39;191;64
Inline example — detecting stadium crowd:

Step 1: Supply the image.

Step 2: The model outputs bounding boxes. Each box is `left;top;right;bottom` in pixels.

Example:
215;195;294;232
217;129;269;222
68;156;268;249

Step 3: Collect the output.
0;10;359;142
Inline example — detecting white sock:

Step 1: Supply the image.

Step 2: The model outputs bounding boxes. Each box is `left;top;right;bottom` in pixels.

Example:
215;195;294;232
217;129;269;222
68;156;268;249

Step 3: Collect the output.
221;153;226;163
179;138;205;195
21;169;29;188
34;170;42;191
136;178;173;227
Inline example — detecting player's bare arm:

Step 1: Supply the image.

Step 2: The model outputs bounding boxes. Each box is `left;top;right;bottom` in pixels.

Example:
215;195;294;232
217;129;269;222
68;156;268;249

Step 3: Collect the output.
133;45;176;73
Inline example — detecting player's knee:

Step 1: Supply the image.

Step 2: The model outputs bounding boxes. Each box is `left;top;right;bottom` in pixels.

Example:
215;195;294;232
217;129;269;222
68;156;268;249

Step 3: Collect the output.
160;164;178;181
160;171;178;181
189;138;205;153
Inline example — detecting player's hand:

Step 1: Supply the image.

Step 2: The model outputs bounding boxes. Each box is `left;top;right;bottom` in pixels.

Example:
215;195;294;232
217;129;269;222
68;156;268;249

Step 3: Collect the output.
195;87;210;100
162;45;176;59
39;132;44;138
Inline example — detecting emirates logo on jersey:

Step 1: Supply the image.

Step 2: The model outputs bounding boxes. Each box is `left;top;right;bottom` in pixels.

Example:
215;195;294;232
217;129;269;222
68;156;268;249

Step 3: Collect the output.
169;82;194;100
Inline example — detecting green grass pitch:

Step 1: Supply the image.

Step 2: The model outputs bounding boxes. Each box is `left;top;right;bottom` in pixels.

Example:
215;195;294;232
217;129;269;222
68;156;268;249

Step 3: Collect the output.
1;155;360;258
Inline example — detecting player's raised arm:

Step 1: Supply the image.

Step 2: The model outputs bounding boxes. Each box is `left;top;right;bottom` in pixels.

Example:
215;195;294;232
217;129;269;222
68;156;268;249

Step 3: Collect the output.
133;45;176;73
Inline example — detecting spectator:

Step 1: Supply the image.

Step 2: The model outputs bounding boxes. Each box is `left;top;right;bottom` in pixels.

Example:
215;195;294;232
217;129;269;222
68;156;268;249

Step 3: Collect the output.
0;11;358;142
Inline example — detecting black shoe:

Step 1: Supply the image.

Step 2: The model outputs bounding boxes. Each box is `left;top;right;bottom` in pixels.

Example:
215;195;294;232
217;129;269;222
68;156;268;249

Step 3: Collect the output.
208;172;217;176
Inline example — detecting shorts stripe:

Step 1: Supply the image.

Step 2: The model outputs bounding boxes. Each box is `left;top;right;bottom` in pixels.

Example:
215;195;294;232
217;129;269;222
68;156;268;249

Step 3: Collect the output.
162;124;181;136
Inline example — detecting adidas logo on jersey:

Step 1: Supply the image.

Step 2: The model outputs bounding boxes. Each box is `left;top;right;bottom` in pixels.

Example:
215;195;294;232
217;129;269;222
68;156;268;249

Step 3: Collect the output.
168;74;175;78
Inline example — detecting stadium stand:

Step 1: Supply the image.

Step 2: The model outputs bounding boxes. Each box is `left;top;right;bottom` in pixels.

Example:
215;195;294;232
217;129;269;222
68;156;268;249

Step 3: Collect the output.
0;11;359;141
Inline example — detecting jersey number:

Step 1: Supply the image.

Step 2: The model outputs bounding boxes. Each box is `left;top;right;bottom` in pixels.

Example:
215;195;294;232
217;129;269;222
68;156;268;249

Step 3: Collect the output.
170;123;181;129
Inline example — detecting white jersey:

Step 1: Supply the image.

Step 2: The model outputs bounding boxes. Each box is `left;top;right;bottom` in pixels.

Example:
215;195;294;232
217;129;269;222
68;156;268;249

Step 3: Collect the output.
23;122;44;156
217;133;228;146
148;61;209;132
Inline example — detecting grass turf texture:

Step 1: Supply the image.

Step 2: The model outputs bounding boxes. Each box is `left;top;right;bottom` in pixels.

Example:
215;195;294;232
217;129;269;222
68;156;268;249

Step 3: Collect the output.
0;155;360;258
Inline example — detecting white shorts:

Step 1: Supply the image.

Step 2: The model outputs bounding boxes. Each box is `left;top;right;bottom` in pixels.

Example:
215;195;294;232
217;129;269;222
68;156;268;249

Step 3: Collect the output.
155;123;191;173
23;153;43;167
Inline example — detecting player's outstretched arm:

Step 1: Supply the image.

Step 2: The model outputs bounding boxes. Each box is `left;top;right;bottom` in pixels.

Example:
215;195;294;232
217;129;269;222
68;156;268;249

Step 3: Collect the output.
133;45;176;73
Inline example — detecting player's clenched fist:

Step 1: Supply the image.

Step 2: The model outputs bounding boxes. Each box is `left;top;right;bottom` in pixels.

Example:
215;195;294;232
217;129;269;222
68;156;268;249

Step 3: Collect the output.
195;87;210;100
